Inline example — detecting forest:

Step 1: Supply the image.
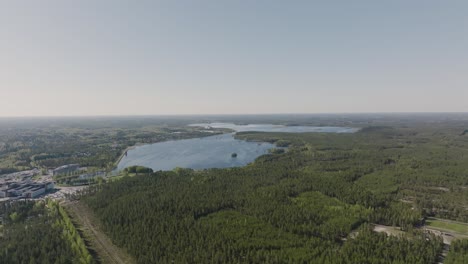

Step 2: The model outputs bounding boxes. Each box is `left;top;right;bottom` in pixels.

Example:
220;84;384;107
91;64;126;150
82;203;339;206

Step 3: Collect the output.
0;200;93;264
1;114;467;263
80;115;468;263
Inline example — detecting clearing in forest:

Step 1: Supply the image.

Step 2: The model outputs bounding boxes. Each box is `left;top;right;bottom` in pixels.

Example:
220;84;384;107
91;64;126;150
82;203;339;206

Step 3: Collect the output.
64;201;135;264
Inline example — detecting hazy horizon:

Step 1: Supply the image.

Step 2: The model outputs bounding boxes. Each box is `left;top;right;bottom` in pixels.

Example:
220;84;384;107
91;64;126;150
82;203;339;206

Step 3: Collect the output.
2;112;468;120
1;1;467;116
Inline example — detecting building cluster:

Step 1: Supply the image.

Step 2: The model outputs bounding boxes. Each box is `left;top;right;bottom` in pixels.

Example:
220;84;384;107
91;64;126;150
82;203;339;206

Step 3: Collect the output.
1;168;41;181
51;164;80;176
0;181;54;199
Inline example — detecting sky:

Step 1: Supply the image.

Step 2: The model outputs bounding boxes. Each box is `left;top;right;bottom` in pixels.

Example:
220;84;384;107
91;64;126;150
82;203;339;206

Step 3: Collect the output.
0;1;467;117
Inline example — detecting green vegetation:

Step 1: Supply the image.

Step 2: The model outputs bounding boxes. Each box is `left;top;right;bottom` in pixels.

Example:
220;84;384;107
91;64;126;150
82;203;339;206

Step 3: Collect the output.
2;114;468;263
341;225;443;264
0;200;94;264
426;218;468;235
445;239;468;264
269;148;285;154
124;165;154;174
77;114;468;263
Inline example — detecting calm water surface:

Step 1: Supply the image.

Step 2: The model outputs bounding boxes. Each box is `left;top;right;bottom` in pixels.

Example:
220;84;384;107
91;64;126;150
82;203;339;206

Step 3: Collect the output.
117;123;358;171
189;123;359;133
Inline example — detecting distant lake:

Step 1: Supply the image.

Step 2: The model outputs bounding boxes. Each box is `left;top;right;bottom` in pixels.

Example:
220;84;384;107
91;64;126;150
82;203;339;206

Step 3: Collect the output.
116;123;358;171
117;133;274;171
189;123;359;133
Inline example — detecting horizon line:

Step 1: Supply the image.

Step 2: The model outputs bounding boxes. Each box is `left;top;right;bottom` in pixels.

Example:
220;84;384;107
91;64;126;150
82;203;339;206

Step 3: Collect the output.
1;111;468;119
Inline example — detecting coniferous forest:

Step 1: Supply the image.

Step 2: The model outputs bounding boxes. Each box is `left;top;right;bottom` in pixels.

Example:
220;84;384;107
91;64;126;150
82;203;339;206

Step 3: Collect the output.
0;200;94;264
2;0;468;262
80;119;468;263
1;116;468;263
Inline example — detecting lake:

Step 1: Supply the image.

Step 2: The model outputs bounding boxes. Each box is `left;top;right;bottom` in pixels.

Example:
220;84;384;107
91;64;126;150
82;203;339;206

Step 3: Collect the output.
189;123;359;133
116;123;358;171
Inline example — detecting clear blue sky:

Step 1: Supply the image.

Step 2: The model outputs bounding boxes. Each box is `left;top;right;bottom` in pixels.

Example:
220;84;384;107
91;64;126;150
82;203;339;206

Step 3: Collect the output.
1;1;467;116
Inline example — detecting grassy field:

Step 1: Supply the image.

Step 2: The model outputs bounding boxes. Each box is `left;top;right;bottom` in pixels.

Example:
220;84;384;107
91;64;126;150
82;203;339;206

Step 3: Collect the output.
426;218;468;235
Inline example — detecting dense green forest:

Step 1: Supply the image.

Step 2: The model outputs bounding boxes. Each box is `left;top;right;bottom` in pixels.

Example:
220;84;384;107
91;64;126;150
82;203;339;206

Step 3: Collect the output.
1;114;467;263
0;200;93;264
445;239;468;264
81;117;468;263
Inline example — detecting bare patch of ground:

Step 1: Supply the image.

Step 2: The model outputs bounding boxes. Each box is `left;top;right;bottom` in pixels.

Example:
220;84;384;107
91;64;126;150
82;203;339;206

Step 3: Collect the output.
423;227;457;245
429;187;450;192
373;224;406;237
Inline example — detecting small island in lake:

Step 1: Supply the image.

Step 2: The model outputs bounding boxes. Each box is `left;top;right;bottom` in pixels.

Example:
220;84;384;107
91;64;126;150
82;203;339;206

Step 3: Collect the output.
231;153;237;158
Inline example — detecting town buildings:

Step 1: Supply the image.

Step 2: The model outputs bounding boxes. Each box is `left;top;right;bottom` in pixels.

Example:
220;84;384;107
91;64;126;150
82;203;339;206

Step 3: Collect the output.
52;164;80;176
0;181;54;199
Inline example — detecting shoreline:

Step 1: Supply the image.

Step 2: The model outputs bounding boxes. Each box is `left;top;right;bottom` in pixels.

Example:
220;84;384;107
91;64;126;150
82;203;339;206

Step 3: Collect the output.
113;145;140;169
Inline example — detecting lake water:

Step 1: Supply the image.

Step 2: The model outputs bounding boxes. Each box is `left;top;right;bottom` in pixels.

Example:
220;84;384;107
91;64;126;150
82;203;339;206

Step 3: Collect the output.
189;123;359;133
117;133;274;171
116;123;358;171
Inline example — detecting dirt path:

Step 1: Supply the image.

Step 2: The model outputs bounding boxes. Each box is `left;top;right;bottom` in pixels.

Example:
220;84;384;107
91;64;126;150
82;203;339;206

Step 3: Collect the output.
64;201;135;264
373;224;406;237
